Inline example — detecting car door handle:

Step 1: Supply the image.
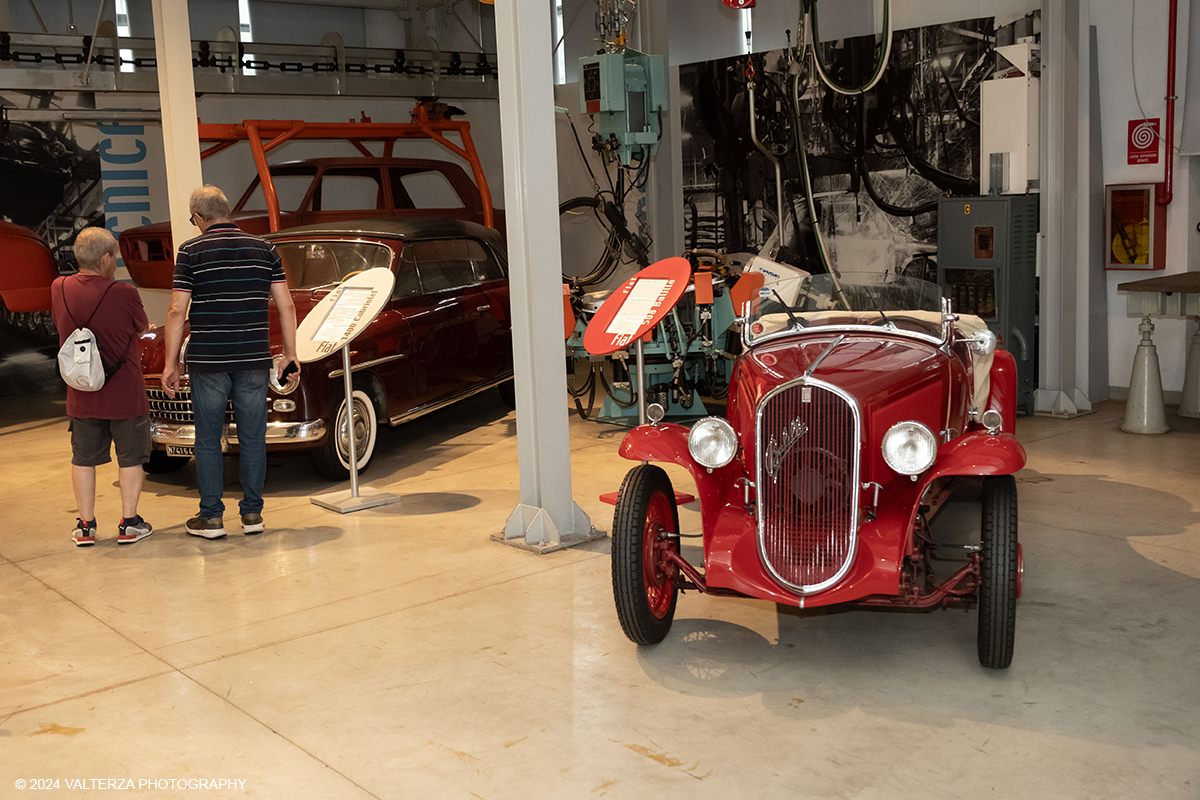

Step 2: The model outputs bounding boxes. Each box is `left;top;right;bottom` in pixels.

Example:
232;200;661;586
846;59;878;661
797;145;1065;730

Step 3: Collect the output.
477;304;491;312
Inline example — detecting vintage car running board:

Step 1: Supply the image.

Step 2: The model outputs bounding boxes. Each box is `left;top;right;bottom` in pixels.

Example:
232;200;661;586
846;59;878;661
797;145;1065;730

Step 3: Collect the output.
386;374;513;427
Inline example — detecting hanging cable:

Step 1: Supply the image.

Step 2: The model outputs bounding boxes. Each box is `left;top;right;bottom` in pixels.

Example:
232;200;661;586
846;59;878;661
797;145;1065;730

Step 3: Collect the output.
807;0;893;96
791;72;849;309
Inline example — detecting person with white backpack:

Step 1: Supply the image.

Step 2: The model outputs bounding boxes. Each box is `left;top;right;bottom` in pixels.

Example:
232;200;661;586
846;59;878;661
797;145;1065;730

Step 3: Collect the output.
50;227;155;547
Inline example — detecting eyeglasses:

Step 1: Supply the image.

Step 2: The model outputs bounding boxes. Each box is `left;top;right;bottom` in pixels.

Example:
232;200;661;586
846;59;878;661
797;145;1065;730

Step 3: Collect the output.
189;212;200;227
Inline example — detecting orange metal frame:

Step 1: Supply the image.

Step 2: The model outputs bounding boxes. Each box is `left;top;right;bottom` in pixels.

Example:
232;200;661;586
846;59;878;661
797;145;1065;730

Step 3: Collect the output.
194;100;494;231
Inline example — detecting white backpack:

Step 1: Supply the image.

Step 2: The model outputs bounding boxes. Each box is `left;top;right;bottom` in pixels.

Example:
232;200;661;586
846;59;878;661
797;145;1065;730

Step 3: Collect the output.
57;280;121;392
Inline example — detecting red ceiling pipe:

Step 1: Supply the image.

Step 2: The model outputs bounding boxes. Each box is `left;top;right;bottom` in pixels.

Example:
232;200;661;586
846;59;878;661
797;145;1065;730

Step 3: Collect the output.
1157;0;1178;206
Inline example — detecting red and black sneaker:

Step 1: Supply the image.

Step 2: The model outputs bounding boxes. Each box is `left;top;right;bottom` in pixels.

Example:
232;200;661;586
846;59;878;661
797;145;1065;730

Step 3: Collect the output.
117;515;153;545
71;519;97;547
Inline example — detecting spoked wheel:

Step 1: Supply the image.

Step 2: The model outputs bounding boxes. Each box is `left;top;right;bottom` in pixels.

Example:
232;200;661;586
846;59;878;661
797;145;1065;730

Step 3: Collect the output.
310;387;377;481
612;465;681;644
978;474;1019;669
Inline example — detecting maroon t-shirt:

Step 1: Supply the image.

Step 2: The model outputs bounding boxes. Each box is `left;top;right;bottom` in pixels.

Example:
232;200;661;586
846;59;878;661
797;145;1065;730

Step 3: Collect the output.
52;273;150;420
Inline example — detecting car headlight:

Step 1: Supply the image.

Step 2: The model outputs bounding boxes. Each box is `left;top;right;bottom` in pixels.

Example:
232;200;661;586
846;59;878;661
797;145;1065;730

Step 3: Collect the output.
268;354;300;395
881;421;937;475
688;417;738;469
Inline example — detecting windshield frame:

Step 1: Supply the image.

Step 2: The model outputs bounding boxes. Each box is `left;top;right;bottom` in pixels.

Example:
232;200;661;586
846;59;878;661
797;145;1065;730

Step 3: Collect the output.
742;272;952;350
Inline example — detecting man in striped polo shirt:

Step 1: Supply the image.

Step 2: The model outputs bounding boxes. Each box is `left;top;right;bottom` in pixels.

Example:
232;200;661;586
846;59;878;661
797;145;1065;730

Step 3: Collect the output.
161;185;300;539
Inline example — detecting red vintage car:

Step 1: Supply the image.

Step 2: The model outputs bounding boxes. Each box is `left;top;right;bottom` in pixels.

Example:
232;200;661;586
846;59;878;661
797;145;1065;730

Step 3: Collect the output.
137;217;512;480
610;271;1025;669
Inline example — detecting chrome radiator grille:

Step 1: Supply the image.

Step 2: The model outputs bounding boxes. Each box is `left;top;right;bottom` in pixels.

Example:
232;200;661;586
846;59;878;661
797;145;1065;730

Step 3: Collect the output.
755;379;860;593
146;387;233;424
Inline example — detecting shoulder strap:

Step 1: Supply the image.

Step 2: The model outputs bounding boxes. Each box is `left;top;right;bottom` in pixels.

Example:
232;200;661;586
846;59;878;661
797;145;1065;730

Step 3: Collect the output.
82;281;118;329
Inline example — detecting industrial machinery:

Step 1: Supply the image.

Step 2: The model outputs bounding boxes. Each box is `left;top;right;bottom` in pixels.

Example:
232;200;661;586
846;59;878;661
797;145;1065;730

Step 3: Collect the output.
937;194;1039;415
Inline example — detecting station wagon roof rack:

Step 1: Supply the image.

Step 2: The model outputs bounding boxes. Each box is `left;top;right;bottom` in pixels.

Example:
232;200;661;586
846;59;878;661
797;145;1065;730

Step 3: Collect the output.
195;98;494;232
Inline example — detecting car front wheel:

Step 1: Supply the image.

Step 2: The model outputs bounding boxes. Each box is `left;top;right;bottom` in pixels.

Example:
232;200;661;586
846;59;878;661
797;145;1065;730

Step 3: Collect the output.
978;474;1019;669
612;464;680;645
310;388;377;481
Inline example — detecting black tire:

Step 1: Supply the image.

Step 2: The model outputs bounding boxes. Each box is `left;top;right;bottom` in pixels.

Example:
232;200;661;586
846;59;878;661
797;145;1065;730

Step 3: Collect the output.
309;387;378;481
978;475;1019;669
612;464;680;644
143;450;189;474
497;379;515;409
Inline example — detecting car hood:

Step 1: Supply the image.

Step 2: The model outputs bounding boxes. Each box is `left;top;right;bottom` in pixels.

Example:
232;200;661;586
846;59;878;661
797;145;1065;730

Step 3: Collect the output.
726;331;967;460
138;295;312;375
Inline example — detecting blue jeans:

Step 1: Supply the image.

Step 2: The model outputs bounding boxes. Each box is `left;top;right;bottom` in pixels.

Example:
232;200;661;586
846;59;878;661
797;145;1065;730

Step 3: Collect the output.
191;369;268;518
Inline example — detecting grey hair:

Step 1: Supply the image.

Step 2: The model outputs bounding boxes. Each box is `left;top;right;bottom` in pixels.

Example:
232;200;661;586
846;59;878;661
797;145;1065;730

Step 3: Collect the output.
74;227;118;271
189;184;232;222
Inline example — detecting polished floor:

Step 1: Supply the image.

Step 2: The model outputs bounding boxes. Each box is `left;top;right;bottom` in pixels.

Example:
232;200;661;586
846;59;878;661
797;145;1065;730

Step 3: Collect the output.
1;332;1198;799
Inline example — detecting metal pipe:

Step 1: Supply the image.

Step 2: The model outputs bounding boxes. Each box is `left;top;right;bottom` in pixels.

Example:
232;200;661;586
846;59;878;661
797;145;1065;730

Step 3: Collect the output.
1157;0;1178;206
341;342;360;497
747;80;785;246
80;0;108;86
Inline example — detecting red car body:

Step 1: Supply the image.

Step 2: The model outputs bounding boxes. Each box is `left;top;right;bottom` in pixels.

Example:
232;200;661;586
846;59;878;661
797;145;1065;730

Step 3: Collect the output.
0;221;58;313
610;273;1026;668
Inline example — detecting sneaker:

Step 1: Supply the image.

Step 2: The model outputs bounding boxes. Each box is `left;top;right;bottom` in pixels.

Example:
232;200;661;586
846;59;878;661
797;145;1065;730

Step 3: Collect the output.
241;513;264;535
185;515;227;539
117;515;153;545
71;519;97;547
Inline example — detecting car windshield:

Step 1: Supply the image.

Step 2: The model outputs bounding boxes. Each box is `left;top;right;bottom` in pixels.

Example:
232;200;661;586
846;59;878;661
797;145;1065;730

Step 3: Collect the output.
745;271;945;345
276;240;394;290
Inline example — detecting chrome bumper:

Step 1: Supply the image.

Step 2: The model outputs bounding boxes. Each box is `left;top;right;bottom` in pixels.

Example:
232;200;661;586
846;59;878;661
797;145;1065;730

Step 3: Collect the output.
150;419;327;450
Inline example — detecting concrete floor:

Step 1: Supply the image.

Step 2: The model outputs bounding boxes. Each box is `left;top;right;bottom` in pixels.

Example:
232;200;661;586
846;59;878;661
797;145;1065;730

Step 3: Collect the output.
1;330;1198;799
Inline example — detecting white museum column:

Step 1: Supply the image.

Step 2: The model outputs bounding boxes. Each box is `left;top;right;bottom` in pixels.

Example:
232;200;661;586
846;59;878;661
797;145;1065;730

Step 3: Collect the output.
494;0;594;551
150;0;203;257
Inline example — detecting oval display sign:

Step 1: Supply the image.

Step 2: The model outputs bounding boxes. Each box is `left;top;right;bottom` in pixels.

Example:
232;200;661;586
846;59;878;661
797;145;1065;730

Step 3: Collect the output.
583;257;691;356
296;267;396;363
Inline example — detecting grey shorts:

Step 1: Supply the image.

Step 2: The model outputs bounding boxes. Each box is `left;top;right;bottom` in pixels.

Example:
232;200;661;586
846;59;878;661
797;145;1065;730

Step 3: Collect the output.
70;415;151;468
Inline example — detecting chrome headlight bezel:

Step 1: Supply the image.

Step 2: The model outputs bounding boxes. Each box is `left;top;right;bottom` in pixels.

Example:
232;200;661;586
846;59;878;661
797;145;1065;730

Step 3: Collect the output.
268;354;300;395
687;416;738;469
881;421;937;475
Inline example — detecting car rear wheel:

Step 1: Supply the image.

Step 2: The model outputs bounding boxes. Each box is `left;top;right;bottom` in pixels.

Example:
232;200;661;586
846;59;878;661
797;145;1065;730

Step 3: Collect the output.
978;474;1019;669
310;388;377;481
143;450;189;474
612;464;680;645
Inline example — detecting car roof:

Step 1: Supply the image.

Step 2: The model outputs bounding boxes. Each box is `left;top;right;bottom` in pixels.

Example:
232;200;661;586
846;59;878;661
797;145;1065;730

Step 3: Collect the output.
266;157;460;170
263;217;504;249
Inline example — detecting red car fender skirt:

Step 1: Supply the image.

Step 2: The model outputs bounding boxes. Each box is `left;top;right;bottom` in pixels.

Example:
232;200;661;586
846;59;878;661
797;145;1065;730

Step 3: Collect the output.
921;431;1026;487
618;423;741;523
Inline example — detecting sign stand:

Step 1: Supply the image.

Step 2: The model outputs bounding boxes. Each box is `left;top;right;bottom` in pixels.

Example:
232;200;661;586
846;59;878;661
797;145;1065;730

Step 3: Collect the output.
295;268;401;514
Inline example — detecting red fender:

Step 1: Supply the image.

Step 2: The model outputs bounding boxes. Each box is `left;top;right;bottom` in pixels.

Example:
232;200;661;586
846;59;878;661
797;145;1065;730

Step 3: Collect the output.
0;222;57;312
986;349;1019;434
619;423;742;521
922;431;1026;487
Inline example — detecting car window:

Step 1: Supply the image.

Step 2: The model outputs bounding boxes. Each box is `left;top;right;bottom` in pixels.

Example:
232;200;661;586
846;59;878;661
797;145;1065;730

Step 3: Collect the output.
390;169;465;210
409;239;476;292
236;172;315;212
394;245;422;298
310;168;385;211
466;239;504;282
275;241;394;289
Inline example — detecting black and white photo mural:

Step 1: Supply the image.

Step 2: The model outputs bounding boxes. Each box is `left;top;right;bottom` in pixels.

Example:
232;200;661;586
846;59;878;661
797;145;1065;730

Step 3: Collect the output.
679;12;1039;282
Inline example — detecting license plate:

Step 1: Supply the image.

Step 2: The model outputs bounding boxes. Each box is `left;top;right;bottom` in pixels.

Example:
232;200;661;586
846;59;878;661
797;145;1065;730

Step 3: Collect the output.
167;445;194;456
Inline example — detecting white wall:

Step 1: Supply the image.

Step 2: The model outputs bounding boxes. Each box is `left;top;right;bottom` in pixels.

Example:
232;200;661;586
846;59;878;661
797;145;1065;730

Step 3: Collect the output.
1093;0;1194;394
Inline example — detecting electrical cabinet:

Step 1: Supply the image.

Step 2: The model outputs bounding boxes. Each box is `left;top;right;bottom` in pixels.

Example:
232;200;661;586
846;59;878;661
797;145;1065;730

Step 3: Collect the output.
938;195;1039;415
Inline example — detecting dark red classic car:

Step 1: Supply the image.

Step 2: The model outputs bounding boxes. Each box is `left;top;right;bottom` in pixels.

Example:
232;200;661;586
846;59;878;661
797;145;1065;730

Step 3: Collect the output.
137;217;512;480
611;272;1025;669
